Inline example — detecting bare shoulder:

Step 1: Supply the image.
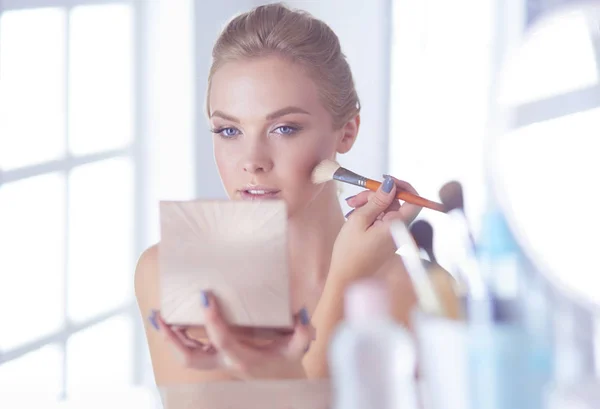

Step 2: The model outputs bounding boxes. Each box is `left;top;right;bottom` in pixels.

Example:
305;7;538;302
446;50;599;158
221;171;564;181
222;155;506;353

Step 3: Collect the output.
134;243;159;309
134;244;235;385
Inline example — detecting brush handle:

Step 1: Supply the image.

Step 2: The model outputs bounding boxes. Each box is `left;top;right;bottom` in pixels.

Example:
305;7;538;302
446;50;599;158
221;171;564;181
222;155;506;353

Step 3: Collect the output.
365;179;446;212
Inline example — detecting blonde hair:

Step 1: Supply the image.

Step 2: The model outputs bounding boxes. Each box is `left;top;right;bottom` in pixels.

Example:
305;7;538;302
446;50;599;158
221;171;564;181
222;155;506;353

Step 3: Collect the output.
206;2;361;129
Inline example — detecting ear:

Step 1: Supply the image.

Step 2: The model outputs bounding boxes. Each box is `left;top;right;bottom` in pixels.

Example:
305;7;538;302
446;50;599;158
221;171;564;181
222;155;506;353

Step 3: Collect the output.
336;114;360;154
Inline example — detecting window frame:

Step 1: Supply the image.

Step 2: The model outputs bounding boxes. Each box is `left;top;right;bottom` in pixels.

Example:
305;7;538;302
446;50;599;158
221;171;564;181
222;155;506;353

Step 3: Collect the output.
0;0;149;396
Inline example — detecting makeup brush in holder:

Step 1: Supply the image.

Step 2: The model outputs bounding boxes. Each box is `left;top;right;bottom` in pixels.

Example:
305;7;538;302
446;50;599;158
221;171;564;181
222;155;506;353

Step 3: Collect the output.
410;219;462;320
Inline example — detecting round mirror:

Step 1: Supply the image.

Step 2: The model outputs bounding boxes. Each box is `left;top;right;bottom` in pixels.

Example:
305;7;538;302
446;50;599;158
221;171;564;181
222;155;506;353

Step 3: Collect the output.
489;2;600;310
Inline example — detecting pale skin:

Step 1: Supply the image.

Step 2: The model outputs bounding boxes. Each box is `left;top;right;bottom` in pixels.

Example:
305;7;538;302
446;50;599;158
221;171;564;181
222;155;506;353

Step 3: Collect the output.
134;55;420;384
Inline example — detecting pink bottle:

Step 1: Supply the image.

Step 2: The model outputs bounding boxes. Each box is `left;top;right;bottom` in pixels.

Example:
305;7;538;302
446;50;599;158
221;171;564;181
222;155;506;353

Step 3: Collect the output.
329;278;419;409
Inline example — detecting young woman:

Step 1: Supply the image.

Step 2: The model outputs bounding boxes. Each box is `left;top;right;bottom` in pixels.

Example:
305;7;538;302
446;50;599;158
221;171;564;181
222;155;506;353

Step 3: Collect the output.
135;2;421;384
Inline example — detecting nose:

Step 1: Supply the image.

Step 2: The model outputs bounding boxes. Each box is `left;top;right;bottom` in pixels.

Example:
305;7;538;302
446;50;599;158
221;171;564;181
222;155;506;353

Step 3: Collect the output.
242;146;273;174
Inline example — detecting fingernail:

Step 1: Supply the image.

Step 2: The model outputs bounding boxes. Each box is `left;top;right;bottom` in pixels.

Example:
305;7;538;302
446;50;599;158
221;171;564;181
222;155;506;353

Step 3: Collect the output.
382;175;394;193
299;308;310;325
304;345;310;353
148;310;159;331
344;209;354;219
200;291;210;308
344;195;355;201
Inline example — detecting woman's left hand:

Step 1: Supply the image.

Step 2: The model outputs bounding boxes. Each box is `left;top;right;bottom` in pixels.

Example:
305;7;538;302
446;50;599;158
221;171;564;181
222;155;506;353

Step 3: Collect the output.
345;175;422;225
155;292;315;380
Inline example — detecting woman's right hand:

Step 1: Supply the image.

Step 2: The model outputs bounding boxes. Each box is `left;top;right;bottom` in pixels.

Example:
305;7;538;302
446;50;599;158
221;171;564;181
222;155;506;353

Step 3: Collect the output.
328;175;422;282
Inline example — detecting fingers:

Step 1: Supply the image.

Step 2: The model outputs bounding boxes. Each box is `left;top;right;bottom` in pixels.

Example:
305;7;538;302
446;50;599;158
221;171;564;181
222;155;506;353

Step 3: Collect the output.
385;175;419;195
346;176;422;225
172;327;206;348
202;291;254;371
382;202;422;226
280;308;314;360
156;314;192;354
347;190;401;221
385;175;422;223
345;190;372;208
349;175;397;228
156;313;218;369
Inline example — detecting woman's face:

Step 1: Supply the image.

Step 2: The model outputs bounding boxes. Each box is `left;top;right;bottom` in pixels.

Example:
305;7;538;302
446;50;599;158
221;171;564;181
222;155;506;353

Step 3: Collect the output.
208;56;355;217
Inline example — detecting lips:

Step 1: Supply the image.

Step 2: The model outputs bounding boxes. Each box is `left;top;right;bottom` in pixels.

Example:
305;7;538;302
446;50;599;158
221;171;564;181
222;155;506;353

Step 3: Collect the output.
239;186;281;200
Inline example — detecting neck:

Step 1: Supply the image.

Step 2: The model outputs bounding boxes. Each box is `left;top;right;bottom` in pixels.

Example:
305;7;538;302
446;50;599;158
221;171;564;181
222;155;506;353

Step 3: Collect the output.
287;183;346;293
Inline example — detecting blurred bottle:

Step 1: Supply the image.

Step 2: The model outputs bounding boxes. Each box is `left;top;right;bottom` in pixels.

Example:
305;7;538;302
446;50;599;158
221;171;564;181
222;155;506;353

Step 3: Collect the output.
328;278;418;409
467;204;528;409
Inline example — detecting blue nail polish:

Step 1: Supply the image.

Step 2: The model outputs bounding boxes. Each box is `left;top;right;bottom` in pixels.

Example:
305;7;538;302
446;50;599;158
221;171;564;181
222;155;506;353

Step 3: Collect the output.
148;310;159;331
299;308;310;325
304;345;310;353
200;291;210;307
344;195;355;201
344;209;354;219
382;176;394;193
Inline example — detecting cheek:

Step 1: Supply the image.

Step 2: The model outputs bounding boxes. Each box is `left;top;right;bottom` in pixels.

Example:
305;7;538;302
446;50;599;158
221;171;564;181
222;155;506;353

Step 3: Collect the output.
282;136;336;186
214;144;238;187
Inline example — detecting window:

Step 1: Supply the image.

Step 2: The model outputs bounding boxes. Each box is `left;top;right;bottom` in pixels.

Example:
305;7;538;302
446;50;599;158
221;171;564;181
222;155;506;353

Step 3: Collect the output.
0;0;147;401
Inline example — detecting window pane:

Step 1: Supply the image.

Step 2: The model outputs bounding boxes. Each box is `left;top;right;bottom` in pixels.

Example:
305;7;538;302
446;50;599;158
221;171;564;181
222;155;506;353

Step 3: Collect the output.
67;158;133;323
66;315;133;396
68;4;134;156
0;8;66;170
499;9;599;105
0;174;65;351
0;344;63;400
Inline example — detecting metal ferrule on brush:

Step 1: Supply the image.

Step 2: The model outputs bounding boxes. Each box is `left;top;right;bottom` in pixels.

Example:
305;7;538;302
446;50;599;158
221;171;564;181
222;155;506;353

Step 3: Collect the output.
332;167;367;188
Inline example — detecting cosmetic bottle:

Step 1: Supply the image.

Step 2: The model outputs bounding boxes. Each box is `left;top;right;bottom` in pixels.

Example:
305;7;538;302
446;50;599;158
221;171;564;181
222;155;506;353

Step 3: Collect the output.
328;278;418;409
519;255;554;409
467;205;528;409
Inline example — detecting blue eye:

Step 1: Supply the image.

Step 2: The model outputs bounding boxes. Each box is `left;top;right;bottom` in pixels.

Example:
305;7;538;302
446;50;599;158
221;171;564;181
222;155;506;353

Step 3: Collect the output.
212;127;240;138
274;125;299;135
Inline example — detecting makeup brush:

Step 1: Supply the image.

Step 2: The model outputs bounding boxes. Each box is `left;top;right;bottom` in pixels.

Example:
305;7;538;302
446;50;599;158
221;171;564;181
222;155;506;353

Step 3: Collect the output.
311;159;446;213
438;181;475;248
389;220;444;316
439;181;487;310
409;219;437;264
409;219;462;319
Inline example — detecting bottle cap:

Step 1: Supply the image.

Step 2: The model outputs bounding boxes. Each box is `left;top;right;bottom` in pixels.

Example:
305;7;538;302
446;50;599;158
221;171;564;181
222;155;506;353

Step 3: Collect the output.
344;278;391;322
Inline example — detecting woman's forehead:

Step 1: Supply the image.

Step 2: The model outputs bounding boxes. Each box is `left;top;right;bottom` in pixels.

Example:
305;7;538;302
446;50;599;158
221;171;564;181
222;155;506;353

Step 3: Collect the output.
209;57;323;118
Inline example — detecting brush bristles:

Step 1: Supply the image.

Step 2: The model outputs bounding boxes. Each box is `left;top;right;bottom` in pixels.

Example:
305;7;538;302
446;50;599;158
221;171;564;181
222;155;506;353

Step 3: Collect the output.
439;181;464;212
311;159;341;185
410;220;434;250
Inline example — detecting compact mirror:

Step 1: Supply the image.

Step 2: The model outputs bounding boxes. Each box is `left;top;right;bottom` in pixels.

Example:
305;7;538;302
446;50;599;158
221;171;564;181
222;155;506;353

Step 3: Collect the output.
489;2;600;310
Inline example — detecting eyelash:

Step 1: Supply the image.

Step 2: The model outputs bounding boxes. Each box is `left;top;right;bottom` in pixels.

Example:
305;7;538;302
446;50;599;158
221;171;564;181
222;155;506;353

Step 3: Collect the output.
210;125;302;139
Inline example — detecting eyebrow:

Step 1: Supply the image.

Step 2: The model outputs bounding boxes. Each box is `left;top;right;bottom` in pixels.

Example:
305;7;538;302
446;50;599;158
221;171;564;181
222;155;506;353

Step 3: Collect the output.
210;106;311;123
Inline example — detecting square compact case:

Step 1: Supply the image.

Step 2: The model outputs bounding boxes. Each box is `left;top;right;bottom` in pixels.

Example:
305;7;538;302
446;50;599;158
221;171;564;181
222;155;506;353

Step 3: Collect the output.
159;199;293;331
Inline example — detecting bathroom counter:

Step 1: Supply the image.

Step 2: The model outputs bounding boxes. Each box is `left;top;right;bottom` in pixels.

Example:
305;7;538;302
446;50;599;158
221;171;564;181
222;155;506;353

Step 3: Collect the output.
1;379;331;409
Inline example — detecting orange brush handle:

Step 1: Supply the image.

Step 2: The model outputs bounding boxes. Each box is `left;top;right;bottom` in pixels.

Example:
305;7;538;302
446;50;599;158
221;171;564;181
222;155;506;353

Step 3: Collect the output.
365;179;446;213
